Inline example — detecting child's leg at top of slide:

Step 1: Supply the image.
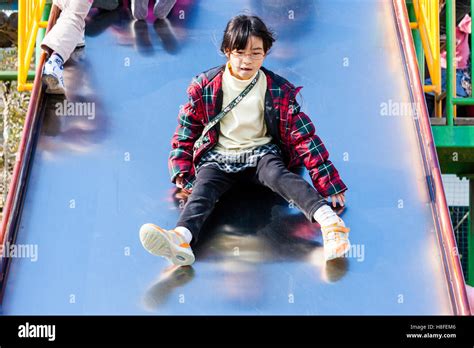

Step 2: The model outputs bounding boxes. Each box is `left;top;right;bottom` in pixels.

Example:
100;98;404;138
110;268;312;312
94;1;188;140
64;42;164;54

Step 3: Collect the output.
41;0;93;94
131;0;149;20
153;0;177;19
131;0;178;20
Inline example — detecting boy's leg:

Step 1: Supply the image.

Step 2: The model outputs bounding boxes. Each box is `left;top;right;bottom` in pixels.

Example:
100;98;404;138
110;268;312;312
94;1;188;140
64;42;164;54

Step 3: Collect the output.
254;153;328;223
254;153;350;260
41;0;92;62
176;165;239;245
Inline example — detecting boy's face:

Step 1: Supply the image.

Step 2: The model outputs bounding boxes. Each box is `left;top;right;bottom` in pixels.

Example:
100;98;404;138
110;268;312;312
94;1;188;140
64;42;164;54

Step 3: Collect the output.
225;36;266;80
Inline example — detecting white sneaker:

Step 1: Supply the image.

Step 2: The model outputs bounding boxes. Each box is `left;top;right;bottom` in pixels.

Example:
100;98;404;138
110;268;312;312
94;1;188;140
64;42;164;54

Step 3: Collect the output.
131;0;149;20
153;0;177;19
321;217;351;261
42;54;65;94
139;223;195;266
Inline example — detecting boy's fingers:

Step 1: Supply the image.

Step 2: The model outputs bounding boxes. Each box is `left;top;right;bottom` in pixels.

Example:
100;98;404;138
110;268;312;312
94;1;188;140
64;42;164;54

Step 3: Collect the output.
338;193;346;205
339;196;344;206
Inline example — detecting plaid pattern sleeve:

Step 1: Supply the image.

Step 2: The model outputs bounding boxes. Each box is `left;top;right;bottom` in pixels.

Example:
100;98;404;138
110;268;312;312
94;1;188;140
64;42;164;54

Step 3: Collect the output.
168;85;204;184
288;99;347;197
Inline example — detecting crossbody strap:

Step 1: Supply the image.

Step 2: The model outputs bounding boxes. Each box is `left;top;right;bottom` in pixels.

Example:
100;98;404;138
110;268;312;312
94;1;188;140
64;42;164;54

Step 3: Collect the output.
194;70;261;150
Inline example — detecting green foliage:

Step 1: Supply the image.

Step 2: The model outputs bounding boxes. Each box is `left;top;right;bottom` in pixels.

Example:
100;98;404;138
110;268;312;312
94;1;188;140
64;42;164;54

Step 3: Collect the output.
0;47;30;220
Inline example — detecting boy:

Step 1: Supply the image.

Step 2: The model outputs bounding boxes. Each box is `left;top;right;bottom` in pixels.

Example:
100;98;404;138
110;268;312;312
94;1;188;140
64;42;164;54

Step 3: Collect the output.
140;15;350;265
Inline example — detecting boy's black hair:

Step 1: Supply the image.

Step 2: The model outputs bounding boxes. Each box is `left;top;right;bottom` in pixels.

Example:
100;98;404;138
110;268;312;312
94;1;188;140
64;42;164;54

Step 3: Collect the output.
220;15;275;54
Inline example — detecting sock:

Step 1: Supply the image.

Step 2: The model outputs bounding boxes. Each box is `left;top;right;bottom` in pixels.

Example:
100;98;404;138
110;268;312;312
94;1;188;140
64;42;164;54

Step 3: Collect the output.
174;226;193;243
313;204;340;227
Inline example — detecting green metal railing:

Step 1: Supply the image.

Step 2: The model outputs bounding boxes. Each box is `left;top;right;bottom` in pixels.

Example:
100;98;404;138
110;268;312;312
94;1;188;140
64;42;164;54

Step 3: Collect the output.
438;0;474;287
446;0;474;123
409;0;474;286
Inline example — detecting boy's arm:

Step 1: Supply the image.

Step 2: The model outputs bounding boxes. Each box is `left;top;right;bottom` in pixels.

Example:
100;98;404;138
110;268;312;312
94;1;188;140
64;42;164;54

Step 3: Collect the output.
168;85;204;184
288;98;347;197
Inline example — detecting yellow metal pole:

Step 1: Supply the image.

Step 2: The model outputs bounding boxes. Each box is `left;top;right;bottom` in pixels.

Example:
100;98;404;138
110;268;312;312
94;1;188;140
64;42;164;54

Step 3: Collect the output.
434;0;441;117
18;0;26;90
24;21;39;79
17;0;48;91
35;0;46;23
413;0;442;117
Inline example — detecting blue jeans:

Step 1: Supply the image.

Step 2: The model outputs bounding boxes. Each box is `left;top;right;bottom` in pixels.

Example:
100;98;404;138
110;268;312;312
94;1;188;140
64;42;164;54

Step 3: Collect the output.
425;68;470;97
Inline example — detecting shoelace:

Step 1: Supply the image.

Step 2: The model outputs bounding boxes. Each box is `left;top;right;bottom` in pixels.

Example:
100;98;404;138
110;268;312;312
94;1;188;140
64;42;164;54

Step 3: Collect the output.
321;213;350;243
324;231;348;243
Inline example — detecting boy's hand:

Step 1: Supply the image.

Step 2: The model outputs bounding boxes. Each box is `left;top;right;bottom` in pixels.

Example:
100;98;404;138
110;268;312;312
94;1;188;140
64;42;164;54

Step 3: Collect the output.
329;192;346;208
176;173;185;189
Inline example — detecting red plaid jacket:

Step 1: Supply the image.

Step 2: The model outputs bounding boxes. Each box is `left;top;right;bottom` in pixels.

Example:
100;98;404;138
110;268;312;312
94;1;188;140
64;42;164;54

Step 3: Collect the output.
168;64;347;197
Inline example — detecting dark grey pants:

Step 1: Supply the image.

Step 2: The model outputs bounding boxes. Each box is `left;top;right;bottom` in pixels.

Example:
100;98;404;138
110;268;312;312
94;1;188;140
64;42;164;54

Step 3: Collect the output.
176;153;328;244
